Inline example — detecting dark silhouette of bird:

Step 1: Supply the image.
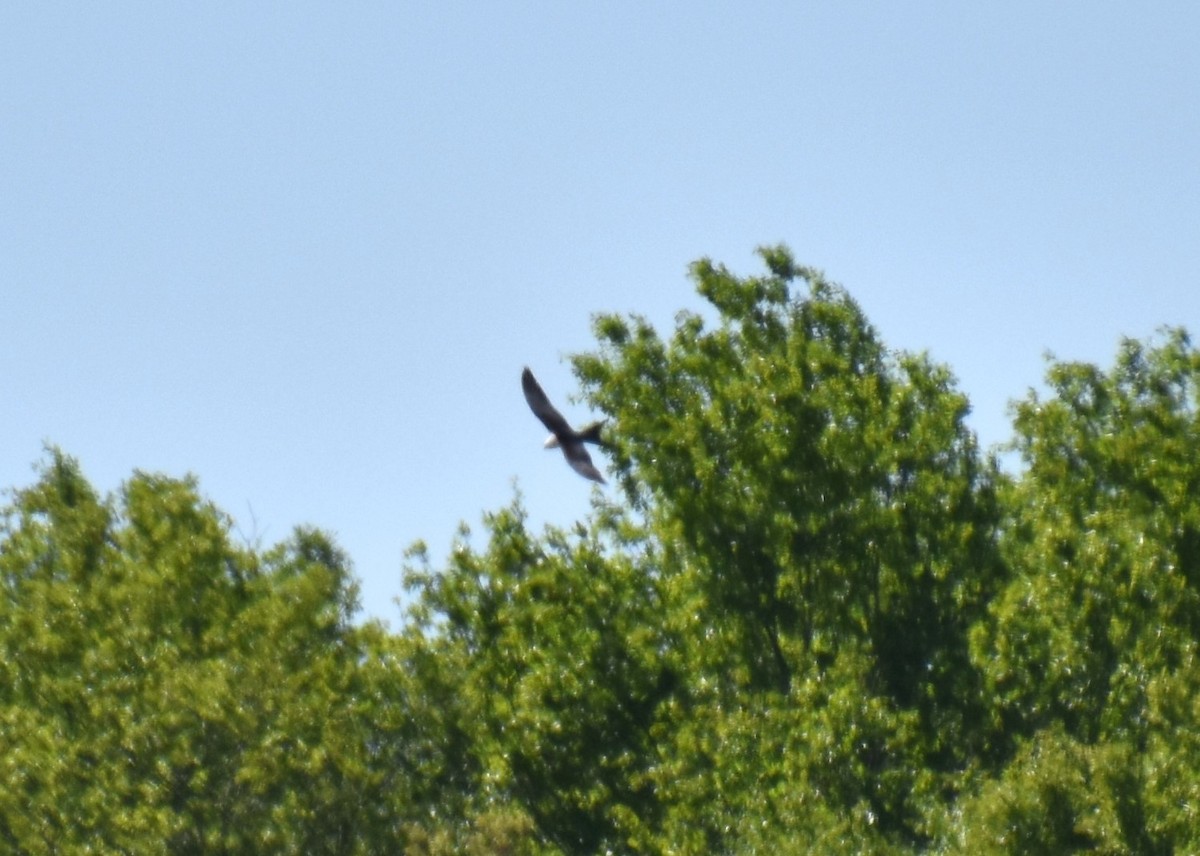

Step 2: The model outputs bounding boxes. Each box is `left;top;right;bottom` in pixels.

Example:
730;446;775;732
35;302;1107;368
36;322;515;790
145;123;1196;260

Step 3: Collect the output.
521;367;607;484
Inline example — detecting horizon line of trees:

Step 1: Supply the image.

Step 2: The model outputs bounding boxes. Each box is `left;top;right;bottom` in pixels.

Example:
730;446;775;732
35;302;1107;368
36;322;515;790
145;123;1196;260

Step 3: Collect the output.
4;246;1200;853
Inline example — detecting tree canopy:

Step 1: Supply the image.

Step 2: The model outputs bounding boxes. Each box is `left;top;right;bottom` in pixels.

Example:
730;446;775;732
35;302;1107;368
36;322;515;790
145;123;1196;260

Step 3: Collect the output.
4;247;1200;853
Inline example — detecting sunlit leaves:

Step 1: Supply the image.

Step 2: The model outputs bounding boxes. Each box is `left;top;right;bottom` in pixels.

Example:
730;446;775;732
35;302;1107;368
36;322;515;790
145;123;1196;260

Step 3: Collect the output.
967;329;1200;851
399;500;672;853
573;247;1005;850
0;450;404;853
946;729;1145;855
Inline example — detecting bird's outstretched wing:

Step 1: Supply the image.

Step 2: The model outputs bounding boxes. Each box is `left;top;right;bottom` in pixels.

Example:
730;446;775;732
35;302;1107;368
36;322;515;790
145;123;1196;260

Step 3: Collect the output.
562;443;606;484
522;368;573;439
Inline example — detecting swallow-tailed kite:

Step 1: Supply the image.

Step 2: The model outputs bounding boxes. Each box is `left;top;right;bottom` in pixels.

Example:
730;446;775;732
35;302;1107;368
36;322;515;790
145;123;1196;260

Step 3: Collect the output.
522;367;607;484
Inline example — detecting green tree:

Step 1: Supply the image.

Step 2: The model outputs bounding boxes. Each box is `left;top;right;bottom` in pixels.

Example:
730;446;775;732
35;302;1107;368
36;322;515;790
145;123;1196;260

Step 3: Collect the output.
0;450;407;853
398;500;674;854
398;248;1005;852
966;329;1200;851
11;251;1200;854
570;247;1003;850
945;728;1142;855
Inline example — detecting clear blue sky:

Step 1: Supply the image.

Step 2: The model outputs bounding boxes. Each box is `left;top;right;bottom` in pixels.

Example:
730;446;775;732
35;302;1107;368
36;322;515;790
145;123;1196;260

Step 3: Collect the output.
4;3;1198;625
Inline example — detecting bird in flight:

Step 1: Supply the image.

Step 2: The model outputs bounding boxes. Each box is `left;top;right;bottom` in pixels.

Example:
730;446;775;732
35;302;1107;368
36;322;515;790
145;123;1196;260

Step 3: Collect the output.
522;367;607;484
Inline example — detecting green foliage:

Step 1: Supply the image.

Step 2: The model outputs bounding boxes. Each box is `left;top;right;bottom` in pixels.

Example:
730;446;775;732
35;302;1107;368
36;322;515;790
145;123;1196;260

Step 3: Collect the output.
978;331;1200;739
5;250;1200;853
573;250;1003;850
945;729;1147;855
0;450;406;853
965;328;1200;852
398;501;673;853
